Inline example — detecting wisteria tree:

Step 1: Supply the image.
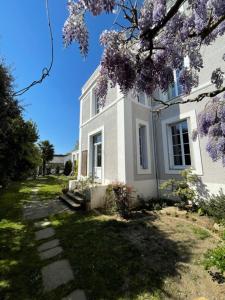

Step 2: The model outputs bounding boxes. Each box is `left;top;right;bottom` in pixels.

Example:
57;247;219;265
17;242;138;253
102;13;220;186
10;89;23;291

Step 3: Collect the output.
63;0;225;165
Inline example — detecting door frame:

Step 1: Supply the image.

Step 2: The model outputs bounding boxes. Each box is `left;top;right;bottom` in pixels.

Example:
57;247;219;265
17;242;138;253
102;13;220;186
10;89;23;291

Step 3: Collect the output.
87;126;104;183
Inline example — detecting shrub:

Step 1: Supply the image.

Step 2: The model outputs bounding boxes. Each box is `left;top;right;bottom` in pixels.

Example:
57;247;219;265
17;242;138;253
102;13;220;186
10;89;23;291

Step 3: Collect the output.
112;183;133;218
160;169;198;207
203;244;225;274
64;160;72;176
198;191;225;223
55;165;60;175
104;185;117;215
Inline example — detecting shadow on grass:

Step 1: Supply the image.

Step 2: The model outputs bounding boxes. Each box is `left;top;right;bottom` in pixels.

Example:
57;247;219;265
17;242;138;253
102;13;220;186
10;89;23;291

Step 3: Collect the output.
0;176;71;300
50;212;192;300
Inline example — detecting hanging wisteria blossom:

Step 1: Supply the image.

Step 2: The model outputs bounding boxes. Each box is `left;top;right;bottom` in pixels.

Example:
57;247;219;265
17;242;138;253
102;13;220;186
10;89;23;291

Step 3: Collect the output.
63;0;225;165
63;0;225;100
198;96;225;166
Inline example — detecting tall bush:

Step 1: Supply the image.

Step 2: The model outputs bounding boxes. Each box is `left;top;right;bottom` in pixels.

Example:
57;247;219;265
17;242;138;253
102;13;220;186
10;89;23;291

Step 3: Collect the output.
0;62;41;186
64;160;72;176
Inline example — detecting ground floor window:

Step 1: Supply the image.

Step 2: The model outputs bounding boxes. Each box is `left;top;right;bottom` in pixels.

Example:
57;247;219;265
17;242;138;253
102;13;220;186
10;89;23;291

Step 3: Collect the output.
169;119;191;168
136;119;151;174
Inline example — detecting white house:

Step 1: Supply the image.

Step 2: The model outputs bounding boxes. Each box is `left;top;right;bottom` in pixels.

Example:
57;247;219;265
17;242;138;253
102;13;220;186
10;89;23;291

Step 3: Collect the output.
77;35;225;199
49;150;79;173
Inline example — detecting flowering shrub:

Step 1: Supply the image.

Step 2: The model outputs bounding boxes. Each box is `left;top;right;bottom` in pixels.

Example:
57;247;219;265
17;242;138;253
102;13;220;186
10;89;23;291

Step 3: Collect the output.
198;96;225;166
104;183;133;218
112;183;133;218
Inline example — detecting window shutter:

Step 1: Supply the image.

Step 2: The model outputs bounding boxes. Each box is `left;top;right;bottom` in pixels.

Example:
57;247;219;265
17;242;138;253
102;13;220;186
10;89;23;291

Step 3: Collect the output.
81;150;88;176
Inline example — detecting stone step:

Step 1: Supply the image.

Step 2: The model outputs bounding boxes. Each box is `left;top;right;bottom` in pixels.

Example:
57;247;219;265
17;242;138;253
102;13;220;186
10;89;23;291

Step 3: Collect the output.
67;191;84;204
59;194;81;210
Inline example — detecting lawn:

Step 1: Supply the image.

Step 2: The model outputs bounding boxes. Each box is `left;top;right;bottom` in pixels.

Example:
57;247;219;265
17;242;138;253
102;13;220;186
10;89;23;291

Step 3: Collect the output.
0;176;225;300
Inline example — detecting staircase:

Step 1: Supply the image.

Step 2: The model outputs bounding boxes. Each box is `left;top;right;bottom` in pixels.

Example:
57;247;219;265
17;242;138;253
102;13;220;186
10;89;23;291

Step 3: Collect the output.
59;190;85;210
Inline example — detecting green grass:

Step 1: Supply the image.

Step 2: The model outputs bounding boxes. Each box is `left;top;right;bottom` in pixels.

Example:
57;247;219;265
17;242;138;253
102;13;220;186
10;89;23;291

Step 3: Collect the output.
0;175;72;300
191;226;211;240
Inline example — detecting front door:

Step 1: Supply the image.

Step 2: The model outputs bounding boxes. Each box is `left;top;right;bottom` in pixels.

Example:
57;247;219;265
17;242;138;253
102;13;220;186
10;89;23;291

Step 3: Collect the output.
92;133;102;180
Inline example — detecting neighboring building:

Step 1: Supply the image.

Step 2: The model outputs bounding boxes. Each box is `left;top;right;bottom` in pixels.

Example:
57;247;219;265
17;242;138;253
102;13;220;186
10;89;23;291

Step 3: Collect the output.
49;150;79;174
78;35;225;199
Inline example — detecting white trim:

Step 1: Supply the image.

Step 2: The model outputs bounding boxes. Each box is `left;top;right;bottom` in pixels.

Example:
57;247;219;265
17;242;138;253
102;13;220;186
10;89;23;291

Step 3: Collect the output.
136;118;152;175
161;110;203;175
87;126;105;183
81;95;125;127
78;93;83;179
117;98;126;182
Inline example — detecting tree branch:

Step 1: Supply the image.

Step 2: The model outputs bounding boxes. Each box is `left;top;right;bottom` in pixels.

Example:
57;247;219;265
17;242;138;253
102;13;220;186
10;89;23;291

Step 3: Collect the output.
13;0;54;97
152;86;225;112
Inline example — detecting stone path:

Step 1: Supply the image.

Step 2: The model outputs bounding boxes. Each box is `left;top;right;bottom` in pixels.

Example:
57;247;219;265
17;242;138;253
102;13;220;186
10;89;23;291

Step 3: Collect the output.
23;189;87;299
23;198;72;220
42;260;74;292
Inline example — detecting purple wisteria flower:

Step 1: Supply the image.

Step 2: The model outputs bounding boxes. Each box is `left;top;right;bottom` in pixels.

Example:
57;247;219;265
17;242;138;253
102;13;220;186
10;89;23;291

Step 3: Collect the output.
198;96;225;166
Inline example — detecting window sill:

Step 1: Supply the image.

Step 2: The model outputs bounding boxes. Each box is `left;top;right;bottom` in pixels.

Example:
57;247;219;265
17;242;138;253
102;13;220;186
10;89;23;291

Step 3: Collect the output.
137;168;151;175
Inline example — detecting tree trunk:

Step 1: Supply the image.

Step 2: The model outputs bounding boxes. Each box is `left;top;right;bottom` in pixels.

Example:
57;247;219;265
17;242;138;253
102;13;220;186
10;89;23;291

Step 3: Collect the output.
43;160;46;176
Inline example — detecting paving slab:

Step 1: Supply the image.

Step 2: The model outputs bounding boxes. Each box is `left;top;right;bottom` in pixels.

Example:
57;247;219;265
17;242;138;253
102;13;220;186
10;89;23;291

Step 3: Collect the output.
34;220;51;229
39;246;63;260
42;260;74;292
62;289;87;300
35;227;55;241
23;207;49;220
37;239;60;252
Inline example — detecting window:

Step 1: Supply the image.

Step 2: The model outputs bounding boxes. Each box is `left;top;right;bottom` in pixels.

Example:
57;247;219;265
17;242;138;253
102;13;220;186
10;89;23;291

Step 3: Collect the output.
169;120;191;168
136;119;151;174
138;92;146;105
95;93;101;114
139;125;148;169
168;69;183;100
168;57;190;100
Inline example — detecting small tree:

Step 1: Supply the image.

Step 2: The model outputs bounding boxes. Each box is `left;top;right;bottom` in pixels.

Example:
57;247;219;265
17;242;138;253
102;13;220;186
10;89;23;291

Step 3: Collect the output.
160;169;198;206
64;160;72;176
38;140;54;176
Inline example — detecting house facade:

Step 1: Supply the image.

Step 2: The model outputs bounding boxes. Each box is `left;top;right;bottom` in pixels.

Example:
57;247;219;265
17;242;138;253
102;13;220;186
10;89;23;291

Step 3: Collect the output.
49;150;79;174
78;36;225;199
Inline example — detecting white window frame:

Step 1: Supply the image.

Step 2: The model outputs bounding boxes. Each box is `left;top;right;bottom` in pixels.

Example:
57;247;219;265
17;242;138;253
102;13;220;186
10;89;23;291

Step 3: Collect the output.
90;85;102;117
136;119;151;175
168;56;190;100
137;92;146;106
161;110;203;175
168;120;192;169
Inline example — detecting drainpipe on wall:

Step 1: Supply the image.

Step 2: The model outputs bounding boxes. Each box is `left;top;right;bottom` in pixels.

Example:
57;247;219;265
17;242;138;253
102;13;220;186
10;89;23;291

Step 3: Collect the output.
151;100;160;199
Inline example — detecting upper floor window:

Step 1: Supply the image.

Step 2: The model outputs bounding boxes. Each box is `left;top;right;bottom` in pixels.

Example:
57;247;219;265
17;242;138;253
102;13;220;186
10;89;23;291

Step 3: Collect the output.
95;93;102;115
169;119;191;168
138;92;146;105
167;57;189;100
168;69;183;100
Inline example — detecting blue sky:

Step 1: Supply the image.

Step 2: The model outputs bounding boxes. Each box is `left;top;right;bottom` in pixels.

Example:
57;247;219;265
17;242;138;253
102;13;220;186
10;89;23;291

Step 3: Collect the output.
0;0;115;153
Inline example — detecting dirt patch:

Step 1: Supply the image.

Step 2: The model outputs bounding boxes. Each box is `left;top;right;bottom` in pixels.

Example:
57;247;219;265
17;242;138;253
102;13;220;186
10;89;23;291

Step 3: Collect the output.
122;213;225;300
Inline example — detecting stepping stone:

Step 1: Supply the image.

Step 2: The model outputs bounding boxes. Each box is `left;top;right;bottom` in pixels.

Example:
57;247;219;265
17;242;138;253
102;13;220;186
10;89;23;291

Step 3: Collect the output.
37;239;60;252
23;207;49;220
42;260;74;292
35;227;55;241
34;220;51;229
39;246;63;260
62;289;87;300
